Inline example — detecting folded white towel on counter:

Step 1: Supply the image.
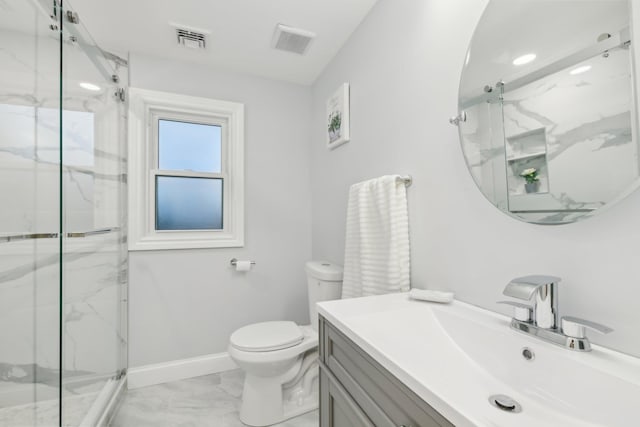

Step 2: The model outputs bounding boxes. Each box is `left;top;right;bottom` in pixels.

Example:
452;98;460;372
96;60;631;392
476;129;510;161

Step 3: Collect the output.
341;175;410;299
408;289;454;303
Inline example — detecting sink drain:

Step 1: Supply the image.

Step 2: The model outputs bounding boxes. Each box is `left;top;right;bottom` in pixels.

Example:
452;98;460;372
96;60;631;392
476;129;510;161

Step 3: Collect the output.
521;347;535;361
489;394;522;413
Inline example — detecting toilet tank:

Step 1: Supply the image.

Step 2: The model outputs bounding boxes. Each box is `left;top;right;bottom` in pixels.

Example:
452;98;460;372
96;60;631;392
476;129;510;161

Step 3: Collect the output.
305;261;343;331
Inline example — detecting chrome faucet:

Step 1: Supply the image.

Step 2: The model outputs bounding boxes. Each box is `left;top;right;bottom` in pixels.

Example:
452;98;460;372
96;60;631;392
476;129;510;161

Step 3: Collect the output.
503;275;560;329
498;275;612;352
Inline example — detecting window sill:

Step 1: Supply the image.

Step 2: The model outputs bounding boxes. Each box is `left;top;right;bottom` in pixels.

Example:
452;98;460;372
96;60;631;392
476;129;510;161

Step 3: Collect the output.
129;232;244;251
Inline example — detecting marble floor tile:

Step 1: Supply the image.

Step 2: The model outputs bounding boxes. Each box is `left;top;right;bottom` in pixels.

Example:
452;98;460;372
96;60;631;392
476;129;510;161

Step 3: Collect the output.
0;391;99;427
110;370;318;427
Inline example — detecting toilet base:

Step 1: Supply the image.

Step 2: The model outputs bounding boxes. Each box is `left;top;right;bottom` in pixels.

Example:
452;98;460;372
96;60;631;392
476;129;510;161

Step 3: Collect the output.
239;366;319;426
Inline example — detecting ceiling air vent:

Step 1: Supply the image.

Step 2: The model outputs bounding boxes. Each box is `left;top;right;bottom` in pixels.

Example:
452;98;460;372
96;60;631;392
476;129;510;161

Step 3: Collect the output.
171;24;209;50
272;24;316;55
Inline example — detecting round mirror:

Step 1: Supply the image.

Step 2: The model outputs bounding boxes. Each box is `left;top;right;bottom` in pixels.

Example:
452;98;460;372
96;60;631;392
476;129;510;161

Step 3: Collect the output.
457;0;638;224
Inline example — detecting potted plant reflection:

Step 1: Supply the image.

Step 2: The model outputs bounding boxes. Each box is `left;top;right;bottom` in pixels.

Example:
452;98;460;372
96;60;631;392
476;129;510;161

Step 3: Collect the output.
521;167;541;193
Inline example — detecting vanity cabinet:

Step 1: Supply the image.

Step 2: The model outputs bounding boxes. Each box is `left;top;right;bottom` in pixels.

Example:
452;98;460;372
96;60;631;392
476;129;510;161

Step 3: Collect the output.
320;366;374;427
319;316;454;427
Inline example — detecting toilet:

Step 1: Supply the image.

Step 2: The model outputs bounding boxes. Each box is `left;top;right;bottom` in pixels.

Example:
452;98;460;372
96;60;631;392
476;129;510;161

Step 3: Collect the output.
228;261;343;426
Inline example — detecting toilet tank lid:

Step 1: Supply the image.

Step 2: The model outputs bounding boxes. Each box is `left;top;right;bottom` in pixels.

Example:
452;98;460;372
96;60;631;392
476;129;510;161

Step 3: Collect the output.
305;261;343;281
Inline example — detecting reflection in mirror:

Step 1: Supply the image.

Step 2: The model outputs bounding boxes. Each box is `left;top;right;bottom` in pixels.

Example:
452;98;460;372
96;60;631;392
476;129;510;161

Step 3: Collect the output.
457;0;638;224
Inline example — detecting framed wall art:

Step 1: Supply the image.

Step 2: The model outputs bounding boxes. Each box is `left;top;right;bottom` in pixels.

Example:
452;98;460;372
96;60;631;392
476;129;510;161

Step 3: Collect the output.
326;83;350;149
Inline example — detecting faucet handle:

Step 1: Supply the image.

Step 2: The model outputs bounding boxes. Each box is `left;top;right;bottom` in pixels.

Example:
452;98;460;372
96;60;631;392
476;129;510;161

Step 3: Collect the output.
561;316;613;338
503;275;561;300
497;301;533;322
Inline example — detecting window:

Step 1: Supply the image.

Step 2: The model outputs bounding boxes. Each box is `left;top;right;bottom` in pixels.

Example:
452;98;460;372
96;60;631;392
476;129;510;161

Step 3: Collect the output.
128;88;244;250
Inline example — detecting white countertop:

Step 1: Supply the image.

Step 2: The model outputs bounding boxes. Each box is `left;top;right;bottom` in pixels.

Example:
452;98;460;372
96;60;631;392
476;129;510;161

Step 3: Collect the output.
317;292;640;427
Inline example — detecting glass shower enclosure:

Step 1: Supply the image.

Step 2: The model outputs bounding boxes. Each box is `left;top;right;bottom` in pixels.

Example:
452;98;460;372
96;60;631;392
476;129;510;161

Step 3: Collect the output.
0;1;128;425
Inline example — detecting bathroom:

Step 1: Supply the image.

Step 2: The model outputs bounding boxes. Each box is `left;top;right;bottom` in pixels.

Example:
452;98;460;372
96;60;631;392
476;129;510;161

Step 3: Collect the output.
1;0;639;426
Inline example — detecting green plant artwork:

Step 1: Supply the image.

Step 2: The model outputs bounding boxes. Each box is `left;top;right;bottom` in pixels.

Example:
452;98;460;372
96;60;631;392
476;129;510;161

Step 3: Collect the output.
328;111;341;135
326;83;350;148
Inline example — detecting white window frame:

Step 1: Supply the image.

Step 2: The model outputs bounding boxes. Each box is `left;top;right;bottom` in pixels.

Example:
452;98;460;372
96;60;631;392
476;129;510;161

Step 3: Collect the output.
128;88;244;250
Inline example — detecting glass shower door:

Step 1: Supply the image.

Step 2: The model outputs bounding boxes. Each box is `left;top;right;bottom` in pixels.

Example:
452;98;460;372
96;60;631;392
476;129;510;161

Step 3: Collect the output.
0;1;127;425
0;1;63;425
458;88;508;210
60;2;128;425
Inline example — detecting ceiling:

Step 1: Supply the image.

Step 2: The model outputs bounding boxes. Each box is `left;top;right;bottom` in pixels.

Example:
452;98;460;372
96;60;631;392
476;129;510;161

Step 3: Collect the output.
67;0;379;85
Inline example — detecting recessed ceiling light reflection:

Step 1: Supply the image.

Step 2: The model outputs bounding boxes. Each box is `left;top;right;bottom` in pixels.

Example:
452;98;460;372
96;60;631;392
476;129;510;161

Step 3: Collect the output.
512;53;536;66
570;65;592;75
79;82;101;91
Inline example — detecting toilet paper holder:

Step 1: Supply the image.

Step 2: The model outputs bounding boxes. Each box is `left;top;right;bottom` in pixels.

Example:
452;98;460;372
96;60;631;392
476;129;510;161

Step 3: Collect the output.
230;258;256;267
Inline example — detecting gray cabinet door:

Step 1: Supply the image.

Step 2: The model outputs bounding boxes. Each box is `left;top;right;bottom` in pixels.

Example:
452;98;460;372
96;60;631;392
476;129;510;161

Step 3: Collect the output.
320;365;375;427
320;316;454;427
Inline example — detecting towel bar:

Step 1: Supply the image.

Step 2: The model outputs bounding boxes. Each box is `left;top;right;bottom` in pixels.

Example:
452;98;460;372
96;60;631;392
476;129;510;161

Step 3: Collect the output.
230;258;256;266
398;175;412;187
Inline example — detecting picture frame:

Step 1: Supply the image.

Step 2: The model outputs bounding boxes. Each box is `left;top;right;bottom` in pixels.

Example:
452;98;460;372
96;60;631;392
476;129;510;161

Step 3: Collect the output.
326;83;350;149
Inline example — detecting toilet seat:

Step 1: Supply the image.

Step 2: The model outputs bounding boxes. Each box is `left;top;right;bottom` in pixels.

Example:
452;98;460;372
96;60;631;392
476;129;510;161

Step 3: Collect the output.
230;321;304;352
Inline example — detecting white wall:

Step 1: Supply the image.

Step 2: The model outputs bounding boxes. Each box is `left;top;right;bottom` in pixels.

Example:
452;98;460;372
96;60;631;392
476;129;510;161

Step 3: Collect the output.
128;53;312;367
310;0;640;357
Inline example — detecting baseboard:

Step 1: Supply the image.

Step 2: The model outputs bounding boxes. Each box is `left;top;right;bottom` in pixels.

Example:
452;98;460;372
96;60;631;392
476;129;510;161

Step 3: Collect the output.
127;352;237;390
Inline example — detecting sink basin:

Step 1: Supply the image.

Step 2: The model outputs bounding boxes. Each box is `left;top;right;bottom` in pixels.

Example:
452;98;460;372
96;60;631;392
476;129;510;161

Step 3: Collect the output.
317;293;640;427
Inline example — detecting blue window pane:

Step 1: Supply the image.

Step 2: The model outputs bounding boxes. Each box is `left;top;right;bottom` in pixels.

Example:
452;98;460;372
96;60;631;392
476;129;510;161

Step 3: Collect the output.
158;120;221;173
156;176;223;230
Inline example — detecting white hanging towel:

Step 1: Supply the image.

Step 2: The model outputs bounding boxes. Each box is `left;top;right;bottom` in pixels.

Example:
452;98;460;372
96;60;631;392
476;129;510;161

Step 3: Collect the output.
341;175;410;298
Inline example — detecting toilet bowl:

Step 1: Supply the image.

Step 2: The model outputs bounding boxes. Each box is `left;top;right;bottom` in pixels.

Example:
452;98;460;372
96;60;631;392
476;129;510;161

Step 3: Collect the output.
228;261;343;426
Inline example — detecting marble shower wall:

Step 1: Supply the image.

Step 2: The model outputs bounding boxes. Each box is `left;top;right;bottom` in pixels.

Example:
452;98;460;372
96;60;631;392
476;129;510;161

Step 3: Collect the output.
0;22;127;420
61;37;128;423
0;23;63;414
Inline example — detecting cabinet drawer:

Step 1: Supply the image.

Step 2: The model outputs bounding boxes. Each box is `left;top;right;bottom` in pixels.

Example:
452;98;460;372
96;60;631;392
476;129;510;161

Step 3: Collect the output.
320;364;375;427
322;318;453;427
